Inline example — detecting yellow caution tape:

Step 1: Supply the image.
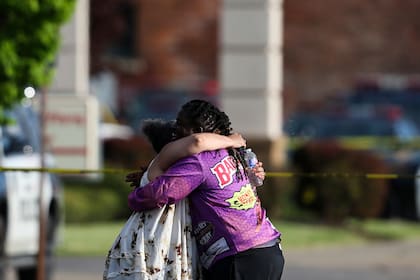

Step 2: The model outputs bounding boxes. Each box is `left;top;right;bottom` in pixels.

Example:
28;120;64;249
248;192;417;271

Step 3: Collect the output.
0;167;418;179
0;166;135;174
266;172;416;179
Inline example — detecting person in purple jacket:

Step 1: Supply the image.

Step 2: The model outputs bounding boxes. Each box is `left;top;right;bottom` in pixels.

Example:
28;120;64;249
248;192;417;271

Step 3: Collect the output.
128;100;284;280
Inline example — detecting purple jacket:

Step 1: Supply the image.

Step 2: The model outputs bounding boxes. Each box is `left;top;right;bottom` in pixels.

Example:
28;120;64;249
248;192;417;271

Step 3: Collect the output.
128;149;280;269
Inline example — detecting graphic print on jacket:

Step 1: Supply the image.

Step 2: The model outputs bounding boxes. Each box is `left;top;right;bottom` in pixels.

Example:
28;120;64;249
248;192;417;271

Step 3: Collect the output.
211;155;257;210
128;149;281;270
210;155;238;188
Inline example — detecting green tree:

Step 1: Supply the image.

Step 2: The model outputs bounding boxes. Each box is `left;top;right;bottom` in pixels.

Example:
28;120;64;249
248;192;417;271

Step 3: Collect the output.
0;0;76;114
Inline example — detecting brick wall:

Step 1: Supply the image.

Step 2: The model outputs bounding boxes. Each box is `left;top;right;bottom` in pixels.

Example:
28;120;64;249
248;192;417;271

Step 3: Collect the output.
90;0;420;118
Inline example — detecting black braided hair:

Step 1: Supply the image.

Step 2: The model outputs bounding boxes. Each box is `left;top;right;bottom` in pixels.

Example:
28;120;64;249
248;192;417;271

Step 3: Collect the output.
175;99;232;136
176;99;249;181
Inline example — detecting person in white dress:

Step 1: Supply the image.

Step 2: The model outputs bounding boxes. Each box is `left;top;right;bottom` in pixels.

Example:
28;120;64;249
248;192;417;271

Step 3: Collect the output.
103;119;247;280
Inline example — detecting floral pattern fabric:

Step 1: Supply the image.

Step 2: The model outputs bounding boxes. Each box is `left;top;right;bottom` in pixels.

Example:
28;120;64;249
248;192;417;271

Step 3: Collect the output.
103;172;201;280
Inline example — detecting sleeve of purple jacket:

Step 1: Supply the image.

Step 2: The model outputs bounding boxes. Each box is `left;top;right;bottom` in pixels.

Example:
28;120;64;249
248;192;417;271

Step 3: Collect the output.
128;155;205;212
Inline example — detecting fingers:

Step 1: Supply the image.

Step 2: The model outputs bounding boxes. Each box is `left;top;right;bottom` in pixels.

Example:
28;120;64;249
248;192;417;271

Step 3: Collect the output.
255;170;265;180
125;174;138;182
254;161;265;180
125;172;142;187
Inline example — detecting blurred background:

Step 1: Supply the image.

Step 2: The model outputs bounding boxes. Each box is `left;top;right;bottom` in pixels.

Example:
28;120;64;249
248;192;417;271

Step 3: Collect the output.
2;0;420;279
85;0;420;223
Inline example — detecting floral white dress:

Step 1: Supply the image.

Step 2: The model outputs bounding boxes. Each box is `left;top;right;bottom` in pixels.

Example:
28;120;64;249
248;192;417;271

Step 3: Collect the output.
103;171;201;280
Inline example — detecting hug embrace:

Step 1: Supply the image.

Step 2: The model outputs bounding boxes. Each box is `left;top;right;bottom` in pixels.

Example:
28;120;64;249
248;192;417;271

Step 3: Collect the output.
104;99;285;280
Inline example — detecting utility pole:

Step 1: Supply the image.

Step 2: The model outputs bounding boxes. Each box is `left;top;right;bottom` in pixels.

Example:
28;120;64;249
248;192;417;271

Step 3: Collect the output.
219;0;286;169
36;87;47;280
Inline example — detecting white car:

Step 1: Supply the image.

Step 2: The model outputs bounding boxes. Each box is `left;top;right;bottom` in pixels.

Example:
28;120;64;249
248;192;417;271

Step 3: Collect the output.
0;103;63;280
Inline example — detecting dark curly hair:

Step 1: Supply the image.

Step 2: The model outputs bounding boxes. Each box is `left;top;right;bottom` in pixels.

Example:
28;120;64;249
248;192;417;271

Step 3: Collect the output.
141;119;176;153
176;99;248;181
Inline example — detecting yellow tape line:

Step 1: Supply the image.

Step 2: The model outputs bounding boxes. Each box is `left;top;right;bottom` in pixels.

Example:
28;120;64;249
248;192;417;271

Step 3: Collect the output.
266;172;414;179
0;167;418;179
365;173;399;179
0;167;134;174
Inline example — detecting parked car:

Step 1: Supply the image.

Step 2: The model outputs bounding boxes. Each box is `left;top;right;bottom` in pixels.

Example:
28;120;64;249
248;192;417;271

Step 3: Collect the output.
285;105;420;149
346;80;420;128
285;105;420;220
0;102;63;280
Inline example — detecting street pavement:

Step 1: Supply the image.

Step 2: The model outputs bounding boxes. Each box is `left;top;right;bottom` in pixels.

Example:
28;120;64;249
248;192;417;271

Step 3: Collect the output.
283;239;420;280
5;239;420;280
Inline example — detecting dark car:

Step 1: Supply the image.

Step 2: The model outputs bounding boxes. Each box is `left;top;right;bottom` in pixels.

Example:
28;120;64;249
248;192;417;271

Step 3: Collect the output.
285;106;420;220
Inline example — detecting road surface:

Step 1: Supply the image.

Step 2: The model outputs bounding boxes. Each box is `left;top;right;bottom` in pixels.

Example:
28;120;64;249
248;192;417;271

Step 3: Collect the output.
5;239;420;280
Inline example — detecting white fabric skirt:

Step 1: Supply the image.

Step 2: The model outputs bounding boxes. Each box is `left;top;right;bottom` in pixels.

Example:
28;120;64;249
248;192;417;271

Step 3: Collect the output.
103;199;201;280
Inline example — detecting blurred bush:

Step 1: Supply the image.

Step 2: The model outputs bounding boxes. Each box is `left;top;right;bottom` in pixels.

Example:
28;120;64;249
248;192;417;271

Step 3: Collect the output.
62;137;394;225
63;173;133;223
289;140;390;224
63;135;157;223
